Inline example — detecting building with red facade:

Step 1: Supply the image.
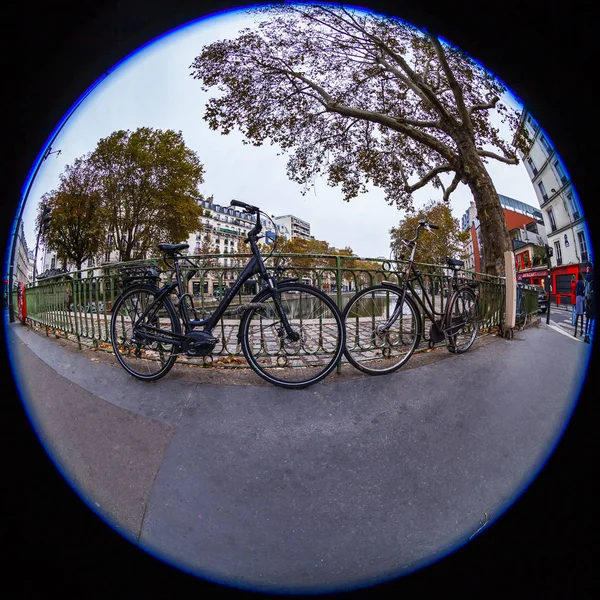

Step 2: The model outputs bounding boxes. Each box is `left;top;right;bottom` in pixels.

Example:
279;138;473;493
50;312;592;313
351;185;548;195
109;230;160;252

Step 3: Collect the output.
463;194;548;280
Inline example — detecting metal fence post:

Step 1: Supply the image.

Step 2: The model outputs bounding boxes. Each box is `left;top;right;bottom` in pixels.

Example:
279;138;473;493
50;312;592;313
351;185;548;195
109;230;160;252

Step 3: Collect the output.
335;255;343;375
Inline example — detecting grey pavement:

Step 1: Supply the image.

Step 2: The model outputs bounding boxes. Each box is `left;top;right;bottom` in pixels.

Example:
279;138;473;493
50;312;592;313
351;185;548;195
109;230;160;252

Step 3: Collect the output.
5;316;592;594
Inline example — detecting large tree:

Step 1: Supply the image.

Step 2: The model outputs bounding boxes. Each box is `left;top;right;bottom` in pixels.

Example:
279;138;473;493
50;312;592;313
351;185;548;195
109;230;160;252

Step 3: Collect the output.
191;3;522;275
89;127;205;261
389;199;470;265
36;157;107;271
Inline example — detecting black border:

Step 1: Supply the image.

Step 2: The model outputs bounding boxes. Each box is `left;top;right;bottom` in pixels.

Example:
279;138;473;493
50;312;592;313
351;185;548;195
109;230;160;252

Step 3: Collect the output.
2;1;596;597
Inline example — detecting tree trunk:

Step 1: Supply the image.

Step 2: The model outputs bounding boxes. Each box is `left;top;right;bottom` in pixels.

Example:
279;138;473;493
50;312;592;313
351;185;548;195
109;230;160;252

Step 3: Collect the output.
459;140;512;277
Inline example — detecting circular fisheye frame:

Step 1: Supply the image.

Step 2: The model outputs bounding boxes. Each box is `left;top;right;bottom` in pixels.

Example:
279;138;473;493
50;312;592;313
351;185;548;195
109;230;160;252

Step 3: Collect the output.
5;1;593;596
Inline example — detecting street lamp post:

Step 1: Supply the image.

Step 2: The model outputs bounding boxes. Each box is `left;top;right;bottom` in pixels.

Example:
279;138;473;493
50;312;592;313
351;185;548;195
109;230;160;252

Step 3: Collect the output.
6;70;108;323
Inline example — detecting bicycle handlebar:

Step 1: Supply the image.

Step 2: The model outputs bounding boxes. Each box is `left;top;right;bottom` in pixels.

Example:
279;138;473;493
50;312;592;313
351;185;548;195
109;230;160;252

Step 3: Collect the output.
418;220;439;230
230;199;259;213
400;221;440;249
230;200;263;242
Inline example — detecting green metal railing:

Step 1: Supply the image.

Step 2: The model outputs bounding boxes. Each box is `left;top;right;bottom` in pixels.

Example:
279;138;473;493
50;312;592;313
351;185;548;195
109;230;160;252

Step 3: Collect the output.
516;284;540;329
21;252;517;367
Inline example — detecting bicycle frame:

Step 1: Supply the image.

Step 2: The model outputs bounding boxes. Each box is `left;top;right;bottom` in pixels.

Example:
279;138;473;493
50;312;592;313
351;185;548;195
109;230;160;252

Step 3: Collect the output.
383;230;462;334
127;232;299;346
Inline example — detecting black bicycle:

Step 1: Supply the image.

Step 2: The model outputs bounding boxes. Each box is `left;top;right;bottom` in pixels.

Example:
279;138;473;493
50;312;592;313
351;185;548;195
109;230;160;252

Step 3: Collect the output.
342;220;479;376
110;200;345;389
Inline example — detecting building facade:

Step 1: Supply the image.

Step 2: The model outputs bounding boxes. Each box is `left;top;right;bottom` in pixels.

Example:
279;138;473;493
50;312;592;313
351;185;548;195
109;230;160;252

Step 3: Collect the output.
13;222;32;287
38;197;293;297
461;194;547;276
461;201;477;272
273;214;311;240
514;111;592;304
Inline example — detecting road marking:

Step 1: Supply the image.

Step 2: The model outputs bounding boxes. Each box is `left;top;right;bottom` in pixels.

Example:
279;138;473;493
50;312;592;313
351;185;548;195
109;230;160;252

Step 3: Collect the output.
547;323;584;342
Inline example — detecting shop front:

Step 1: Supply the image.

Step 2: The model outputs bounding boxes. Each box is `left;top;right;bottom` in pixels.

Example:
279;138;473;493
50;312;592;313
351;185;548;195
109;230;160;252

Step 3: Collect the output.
549;264;582;306
517;267;548;288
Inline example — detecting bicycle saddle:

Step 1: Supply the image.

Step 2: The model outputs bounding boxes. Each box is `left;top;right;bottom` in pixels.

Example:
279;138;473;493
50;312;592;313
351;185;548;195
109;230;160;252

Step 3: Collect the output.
158;243;189;254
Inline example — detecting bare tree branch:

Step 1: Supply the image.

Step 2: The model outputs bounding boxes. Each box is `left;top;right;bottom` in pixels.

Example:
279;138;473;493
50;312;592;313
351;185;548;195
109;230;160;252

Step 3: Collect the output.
371;37;455;124
326;100;456;161
427;34;470;131
477;149;518;164
467;95;500;116
405;164;454;193
442;171;462;201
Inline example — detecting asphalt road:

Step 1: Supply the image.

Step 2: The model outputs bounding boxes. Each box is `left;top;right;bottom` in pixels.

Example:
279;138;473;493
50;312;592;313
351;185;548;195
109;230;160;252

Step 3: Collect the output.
5;316;593;595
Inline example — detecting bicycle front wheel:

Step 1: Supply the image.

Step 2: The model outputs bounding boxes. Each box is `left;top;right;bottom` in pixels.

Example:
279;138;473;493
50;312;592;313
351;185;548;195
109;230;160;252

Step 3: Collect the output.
343;285;421;375
240;284;344;389
446;287;479;354
110;285;181;381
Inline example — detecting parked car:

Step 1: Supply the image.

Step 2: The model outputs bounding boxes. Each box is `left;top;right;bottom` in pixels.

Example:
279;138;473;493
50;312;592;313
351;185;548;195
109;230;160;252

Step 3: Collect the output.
535;285;549;313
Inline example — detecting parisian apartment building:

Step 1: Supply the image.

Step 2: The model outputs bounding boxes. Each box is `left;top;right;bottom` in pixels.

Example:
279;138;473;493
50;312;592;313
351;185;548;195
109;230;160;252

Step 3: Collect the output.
273;214;311;241
12;221;32;287
513;111;592;304
37;198;320;298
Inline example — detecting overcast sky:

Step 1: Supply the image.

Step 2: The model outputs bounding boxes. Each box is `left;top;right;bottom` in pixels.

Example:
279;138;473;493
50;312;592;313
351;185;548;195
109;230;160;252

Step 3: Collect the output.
21;6;540;263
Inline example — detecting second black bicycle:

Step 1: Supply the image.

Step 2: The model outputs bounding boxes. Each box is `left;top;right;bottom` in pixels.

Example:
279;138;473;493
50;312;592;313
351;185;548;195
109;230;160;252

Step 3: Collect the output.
343;220;480;376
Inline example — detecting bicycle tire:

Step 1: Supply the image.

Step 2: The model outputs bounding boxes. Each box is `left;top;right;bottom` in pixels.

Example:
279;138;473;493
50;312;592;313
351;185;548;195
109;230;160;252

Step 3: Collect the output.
239;283;344;389
445;287;479;354
110;284;181;381
342;285;421;375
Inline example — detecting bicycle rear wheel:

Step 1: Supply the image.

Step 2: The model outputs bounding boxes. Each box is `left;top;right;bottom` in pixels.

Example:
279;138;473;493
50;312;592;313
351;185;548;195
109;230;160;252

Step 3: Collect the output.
445;287;479;353
110;285;181;381
343;285;421;375
240;284;344;389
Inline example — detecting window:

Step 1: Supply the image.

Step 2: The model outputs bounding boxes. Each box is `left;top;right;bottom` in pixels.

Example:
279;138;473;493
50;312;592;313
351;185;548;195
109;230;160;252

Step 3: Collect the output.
566;192;580;220
527;156;538;176
553;160;568;185
538;181;548;202
87;257;94;268
525;221;539;234
540;135;552;154
564;234;570;248
577;231;589;263
51;257;56;269
104;251;111;262
554;241;562;266
546;208;557;232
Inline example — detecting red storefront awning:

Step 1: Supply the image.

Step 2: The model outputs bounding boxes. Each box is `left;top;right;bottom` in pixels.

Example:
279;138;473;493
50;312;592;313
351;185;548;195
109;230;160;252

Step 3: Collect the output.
519;269;548;278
